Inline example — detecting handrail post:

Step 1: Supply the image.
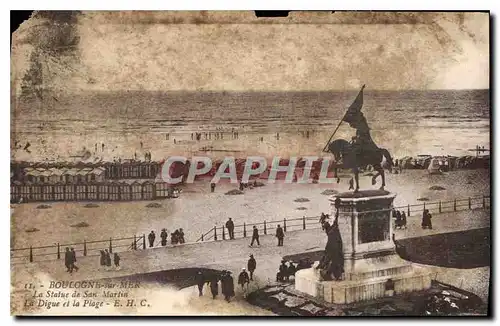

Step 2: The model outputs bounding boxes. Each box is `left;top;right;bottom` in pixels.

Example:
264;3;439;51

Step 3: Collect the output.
438;201;442;213
283;218;287;232
264;221;267;235
133;235;137;250
142;234;146;249
407;204;410;217
243;223;247;237
454;199;457;211
468;197;471;210
222;226;226;240
29;246;33;263
109;238;113;253
83;240;87;256
214;226;217;241
57;243;60;260
303;216;306;230
201;234;204;241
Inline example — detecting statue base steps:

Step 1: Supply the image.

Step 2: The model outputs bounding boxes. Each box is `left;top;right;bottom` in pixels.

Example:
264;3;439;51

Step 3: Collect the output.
295;254;432;305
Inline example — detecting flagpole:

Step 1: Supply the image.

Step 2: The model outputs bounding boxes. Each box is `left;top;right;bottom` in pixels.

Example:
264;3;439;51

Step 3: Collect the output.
322;84;365;153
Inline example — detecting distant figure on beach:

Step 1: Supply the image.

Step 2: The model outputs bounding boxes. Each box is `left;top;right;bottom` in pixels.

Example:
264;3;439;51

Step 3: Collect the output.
226;218;235;240
140;141;143;149
247;254;256;281
160;228;168;246
422;209;432;229
64;247;72;273
349;177;354;190
210;182;216;193
276;224;284;246
238;268;250;290
105;249;112;270
250;226;260;247
102;143;105;152
174;139;176;144
70;247;79;273
171;230;179;245
401;211;407;229
95;143;97;152
114;253;120;270
195;271;205;296
276;132;280;140
99;250;106;270
148;231;156;247
209;275;219;299
166;133;170;140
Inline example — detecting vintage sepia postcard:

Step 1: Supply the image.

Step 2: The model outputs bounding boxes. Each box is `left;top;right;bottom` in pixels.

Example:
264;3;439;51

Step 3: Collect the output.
10;11;490;316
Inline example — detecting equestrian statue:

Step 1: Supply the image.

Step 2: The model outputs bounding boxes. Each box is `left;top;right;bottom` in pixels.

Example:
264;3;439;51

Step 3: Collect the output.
323;85;394;192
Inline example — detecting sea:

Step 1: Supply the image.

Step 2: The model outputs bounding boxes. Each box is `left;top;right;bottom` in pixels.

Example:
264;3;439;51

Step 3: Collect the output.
11;89;490;161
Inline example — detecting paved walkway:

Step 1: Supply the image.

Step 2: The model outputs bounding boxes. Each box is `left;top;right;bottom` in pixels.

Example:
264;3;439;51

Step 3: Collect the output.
12;208;490;290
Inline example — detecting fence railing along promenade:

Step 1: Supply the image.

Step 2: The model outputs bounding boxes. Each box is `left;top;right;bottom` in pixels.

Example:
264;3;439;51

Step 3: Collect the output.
195;195;491;242
11;195;490;264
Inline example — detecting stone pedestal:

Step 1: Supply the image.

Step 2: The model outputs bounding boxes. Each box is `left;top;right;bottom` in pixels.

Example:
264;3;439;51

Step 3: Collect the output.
295;190;432;304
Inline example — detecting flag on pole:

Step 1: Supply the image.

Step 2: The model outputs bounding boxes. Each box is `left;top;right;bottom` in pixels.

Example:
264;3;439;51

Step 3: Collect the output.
342;84;366;125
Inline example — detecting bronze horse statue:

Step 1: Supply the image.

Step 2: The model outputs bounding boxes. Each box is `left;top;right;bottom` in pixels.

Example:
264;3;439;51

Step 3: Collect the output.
328;139;393;192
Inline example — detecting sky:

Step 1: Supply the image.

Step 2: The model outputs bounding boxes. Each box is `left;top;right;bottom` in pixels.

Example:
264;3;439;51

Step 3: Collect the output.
12;11;489;94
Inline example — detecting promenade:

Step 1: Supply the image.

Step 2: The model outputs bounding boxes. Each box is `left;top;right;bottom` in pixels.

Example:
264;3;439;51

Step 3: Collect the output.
12;207;490;302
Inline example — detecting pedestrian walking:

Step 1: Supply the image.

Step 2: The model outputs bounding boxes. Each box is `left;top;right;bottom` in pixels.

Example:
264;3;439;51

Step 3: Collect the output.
250;226;260;247
247;254;256;281
209;275;219;299
195;271;205;296
276;224;284;246
221;271;235;302
114;253;121;270
70;247;79;272
238;268;250;292
226;218;235;240
64;247;71;273
210;182;216;193
148;230;156;247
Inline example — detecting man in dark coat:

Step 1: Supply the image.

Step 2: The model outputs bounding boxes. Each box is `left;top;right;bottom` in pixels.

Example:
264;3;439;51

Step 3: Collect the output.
195;271;205;296
226;218;235;240
287;262;296;280
277;260;288;282
178;228;185;244
70;247;79;272
105;249;112;270
209;275;219;299
401;211;407;229
160;229;168;246
64;247;72;273
148;231;156;247
237;268;250;290
275;224;284;246
113;253;121;269
210;183;216;193
250;226;260;247
99;250;106;270
221;271;235;302
247;254;256;281
422;209;433;229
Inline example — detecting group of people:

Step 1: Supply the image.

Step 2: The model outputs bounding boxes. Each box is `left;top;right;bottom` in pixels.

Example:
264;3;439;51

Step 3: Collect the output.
195;270;236;302
276;259;299;282
148;229;186;247
99;249;120;271
393;209;408;229
421;209;433;229
64;247;79;274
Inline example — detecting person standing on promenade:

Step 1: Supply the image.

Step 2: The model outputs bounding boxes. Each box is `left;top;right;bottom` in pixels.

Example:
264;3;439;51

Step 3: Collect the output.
148;230;156;247
70;247;79;273
211;182;216;193
64;247;71;273
221;271;235;302
250;226;260;247
226;218;235;240
276;224;284;246
238;268;250;291
209;274;219;299
104;249;112;271
114;253;121;270
195;271;205;296
160;228;168;246
247;254;256;281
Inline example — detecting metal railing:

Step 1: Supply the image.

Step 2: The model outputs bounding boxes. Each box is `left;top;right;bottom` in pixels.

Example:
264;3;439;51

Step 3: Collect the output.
195;195;490;242
11;234;151;264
